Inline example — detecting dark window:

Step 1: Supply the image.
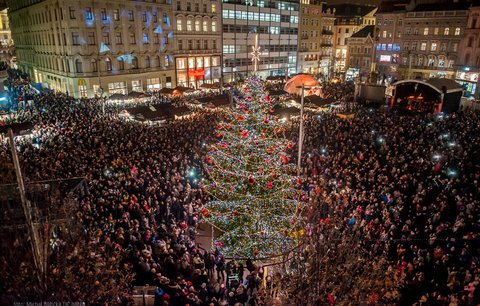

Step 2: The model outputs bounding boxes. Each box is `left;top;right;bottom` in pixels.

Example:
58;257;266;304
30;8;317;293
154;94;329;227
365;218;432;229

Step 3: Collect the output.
101;8;107;20
72;32;80;45
69;7;75;19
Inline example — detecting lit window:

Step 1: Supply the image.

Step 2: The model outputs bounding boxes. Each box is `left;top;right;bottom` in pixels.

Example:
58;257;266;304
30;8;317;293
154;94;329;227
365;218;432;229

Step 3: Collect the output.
420;42;427;51
212;4;216;13
85;8;93;21
454;27;460;35
434;27;439;35
195;20;200;31
187;20;192;31
444;27;450;35
106;58;112;71
423;28;429;35
212;21;217;32
177;19;183;31
431;43;437;51
203;20;208;32
143;33;149;44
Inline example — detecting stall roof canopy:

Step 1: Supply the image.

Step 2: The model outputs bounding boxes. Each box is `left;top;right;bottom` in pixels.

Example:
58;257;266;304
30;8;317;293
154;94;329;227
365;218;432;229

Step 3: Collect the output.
125;104;174;121
0;122;34;135
393;78;463;94
196;94;228;105
304;96;335;107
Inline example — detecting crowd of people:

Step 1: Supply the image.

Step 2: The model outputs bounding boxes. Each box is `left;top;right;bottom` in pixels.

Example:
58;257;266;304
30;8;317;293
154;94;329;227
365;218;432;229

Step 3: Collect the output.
0;70;479;305
0;71;271;305
294;102;480;304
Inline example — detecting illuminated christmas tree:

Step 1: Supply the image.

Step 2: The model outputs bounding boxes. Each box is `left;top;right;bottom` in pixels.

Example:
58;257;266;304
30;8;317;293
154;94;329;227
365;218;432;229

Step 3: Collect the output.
202;77;304;258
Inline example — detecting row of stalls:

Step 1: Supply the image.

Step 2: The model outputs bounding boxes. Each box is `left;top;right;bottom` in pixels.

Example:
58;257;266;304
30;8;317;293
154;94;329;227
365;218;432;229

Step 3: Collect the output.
119;104;193;124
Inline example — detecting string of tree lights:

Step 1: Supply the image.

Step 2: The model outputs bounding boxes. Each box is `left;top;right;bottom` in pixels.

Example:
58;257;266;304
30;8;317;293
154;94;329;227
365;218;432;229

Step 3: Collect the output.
202;77;305;258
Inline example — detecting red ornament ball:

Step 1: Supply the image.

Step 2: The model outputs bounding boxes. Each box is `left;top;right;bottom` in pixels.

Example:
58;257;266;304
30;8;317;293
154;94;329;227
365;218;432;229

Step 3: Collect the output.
267;181;273;189
248;176;255;184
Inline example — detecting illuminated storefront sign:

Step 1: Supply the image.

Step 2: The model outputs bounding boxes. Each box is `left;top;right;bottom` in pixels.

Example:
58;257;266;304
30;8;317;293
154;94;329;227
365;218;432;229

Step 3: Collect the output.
456;71;479;82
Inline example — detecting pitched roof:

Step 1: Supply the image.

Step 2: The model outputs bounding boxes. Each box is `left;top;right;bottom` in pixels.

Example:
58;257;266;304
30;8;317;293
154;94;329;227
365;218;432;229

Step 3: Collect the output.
412;1;471;12
326;3;377;17
377;0;409;13
351;25;376;38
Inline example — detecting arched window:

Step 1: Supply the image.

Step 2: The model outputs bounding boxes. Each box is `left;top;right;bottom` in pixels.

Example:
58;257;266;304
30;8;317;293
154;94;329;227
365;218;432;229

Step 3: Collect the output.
195;19;200;31
105;58;112;71
91;59;98;72
132;56;138;68
145;56;150;68
212;20;217;32
75;59;83;73
438;56;445;67
187;19;192;31
203;20;208;32
177;19;183;31
444;27;449;36
118;58;124;70
454;27;461;35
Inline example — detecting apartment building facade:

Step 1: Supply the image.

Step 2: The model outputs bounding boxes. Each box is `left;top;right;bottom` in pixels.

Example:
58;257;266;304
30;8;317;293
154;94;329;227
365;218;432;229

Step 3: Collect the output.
8;0;176;98
346;25;375;80
328;3;377;73
297;0;323;75
319;6;335;79
399;2;469;80
221;0;299;82
456;3;480;97
0;8;13;67
173;0;222;88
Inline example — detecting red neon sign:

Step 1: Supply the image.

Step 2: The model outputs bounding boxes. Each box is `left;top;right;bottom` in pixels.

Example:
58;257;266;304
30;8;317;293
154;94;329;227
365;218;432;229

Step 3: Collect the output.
188;69;205;79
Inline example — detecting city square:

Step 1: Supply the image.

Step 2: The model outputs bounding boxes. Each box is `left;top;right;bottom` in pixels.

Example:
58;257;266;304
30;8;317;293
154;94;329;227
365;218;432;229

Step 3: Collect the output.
0;0;480;305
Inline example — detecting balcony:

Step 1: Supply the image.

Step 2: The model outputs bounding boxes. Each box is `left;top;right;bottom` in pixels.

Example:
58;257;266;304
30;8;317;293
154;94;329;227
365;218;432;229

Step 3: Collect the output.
321;43;333;47
322;30;333;35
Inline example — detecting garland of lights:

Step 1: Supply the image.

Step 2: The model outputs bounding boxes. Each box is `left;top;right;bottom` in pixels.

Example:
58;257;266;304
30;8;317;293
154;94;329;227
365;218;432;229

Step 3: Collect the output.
202;77;305;258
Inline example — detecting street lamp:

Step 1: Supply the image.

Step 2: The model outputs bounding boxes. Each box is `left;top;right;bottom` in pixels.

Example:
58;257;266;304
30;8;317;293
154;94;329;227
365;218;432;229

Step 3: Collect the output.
296;84;311;176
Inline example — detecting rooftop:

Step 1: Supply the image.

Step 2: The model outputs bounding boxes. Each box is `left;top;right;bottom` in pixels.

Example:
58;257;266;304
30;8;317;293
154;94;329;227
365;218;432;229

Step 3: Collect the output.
351;25;376;38
412;2;471;12
326;3;377;17
377;0;409;13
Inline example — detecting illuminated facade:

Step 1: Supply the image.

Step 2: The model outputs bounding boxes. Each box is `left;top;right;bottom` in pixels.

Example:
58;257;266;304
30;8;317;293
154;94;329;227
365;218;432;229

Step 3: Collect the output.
319;6;334;80
328;3;377;73
0;8;14;67
173;0;222;88
297;0;324;75
399;2;469;80
222;0;299;82
7;0;176;98
456;3;480;98
345;25;375;81
374;0;407;81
